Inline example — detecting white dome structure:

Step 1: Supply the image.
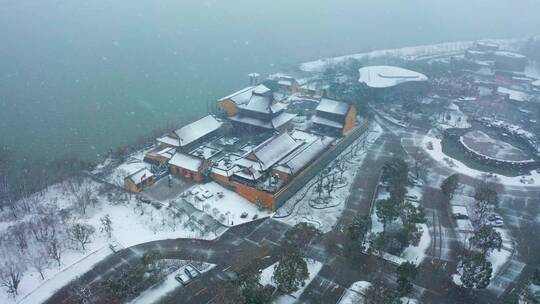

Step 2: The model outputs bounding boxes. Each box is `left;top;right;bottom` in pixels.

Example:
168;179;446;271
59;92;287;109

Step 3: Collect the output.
358;65;428;88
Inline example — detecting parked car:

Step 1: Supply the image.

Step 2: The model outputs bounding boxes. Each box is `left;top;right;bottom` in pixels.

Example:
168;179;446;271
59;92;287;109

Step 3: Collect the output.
184;265;200;279
452;213;469;220
175;273;191;285
488;214;503;222
405;194;419;202
137;196;152;204
488;220;504;227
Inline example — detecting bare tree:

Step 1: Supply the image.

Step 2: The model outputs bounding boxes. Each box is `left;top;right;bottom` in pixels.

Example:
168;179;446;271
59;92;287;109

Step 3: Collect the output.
29;213;58;243
48;238;63;267
76;186;94;216
26;244;50;280
9;222;29;253
68;223;95;251
410;147;428;181
100;214;113;239
0;169;18;219
0;250;26;296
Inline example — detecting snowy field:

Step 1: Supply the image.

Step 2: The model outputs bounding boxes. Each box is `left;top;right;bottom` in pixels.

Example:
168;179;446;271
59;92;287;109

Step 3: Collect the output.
274;122;383;232
183;182;272;226
422;131;540;187
461;131;532;162
259;258;323;304
0;178;218;304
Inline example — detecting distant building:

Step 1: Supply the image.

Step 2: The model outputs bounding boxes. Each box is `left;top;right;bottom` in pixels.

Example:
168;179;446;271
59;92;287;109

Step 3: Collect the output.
124;168;155;193
492;51;527;72
218;84;296;133
312;98;357;136
474;41;499;52
277;76;299;95
497;86;531;103
299;82;323;99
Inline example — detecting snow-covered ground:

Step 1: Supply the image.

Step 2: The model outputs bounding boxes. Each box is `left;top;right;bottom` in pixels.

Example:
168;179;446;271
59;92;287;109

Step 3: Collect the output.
300;38;521;72
274;122;383;232
338;281;372;304
0;178;218;304
259;258;323;304
422;130;540;187
130;262;216;304
401;223;431;266
183;182;272;226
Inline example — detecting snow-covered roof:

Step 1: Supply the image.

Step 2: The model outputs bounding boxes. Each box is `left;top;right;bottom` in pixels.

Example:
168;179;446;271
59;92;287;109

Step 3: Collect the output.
211;154;242;177
532;79;540;87
218;86;255;104
189;145;221;160
270;102;287;113
312;115;344;129
316;98;350;116
278;76;296;86
157;135;180;147
476;41;499;49
253;84;272;95
229;115;273;129
127;168;154;184
150;146;175;159
169;152;203;172
493;51;526;59
250;132;302;171
275;131;334;175
233;166;263;181
229;111;295;130
272;112;296;129
242;94;273;114
497;87;530;102
174;115;222;147
358;65;428;88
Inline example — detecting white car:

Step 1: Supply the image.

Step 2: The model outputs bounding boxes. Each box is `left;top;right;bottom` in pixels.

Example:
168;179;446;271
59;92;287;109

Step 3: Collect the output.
405;194;419;202
488;220;504;227
184;265;200;279
175;273;191;285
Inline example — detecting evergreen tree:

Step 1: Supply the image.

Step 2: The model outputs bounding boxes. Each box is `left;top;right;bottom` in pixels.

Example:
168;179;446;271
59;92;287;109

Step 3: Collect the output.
376;198;400;234
396;262;418;296
283;223;322;252
469;225;502;255
440;174;460;199
273;252;309;294
459;253;493;289
348;214;371;242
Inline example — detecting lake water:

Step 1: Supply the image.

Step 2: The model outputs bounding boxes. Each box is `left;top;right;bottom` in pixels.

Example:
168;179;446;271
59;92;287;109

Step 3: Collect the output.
1;0;539;162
